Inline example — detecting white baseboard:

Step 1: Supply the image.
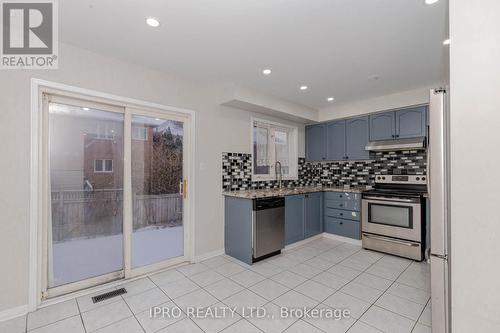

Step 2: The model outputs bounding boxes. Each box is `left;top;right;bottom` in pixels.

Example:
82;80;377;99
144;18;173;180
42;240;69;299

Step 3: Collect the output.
322;233;362;246
194;248;225;263
0;304;28;322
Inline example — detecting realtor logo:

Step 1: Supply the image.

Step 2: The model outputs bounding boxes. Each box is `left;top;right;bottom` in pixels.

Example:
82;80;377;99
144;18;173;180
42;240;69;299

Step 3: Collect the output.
1;0;58;69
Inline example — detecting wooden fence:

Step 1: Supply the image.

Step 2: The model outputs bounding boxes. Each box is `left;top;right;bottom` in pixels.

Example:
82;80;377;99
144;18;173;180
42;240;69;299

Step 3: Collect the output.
51;189;183;242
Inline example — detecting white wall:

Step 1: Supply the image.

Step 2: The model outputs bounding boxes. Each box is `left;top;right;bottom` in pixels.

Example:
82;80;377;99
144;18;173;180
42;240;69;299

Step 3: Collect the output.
318;86;437;122
449;0;500;332
0;43;304;314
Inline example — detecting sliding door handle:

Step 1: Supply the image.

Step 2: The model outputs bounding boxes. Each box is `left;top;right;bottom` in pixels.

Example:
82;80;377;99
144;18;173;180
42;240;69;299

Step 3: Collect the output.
179;179;187;199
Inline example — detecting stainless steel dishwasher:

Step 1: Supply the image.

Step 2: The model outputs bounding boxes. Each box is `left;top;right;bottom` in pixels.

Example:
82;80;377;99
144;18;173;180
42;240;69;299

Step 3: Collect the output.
253;197;285;262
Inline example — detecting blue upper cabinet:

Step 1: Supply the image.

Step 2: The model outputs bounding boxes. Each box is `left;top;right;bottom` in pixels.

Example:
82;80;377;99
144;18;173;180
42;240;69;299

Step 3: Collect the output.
305;124;326;161
369;112;396;141
396;106;427;139
305;105;427;162
326;120;346;160
345;116;370;160
369;106;427;141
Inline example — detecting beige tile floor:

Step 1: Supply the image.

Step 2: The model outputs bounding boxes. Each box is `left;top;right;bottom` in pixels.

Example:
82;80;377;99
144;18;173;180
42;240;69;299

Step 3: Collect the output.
0;237;431;333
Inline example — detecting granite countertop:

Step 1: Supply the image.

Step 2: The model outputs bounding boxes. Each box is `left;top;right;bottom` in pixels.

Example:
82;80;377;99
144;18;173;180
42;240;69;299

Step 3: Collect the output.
222;185;372;199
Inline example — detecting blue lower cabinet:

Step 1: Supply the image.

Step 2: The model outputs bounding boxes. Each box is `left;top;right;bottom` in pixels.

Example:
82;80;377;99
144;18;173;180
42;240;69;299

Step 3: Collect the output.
325;208;360;221
285;195;305;245
323;192;362;240
325;199;359;211
305;192;323;238
324;191;360;201
324;217;361;239
224;197;254;264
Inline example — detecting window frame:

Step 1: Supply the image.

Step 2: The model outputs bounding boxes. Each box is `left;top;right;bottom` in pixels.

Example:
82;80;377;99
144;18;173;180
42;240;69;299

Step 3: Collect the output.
132;125;148;141
251;117;298;181
92;122;116;140
94;159;114;173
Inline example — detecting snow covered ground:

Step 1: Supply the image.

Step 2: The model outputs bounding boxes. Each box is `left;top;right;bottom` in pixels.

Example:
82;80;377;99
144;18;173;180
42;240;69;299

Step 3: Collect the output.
51;226;183;287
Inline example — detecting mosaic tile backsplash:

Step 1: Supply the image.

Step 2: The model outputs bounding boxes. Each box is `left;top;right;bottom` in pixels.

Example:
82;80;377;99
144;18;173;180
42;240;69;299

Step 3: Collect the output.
222;150;427;191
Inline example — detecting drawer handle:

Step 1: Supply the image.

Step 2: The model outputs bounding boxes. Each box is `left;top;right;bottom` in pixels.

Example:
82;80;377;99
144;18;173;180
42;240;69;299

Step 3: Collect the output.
339;222;343;225
339;204;343;207
339;213;343;216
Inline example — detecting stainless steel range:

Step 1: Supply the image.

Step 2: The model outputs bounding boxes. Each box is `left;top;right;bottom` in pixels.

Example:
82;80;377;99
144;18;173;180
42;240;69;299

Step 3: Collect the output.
362;175;427;261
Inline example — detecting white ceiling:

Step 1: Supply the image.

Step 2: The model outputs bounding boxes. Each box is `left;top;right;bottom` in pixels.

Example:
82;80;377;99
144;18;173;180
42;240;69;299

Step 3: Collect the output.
59;0;448;109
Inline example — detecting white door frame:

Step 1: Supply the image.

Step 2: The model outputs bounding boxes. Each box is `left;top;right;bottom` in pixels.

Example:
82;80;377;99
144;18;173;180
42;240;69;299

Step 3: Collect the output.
29;78;196;311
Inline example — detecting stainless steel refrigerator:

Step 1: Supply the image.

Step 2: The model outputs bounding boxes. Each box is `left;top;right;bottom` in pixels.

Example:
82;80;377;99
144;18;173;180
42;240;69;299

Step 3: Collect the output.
428;88;451;333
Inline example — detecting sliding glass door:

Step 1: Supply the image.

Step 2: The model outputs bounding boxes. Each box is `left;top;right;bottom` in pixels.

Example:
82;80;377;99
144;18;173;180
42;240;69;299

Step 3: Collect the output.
130;115;184;268
47;101;125;289
43;94;190;297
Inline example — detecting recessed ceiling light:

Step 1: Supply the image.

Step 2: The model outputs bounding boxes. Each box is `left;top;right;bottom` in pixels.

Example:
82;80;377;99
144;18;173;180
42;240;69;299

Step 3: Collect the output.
155;118;161;121
443;38;450;45
262;69;272;75
146;17;160;27
425;0;439;5
327;97;335;102
82;107;90;111
300;85;308;91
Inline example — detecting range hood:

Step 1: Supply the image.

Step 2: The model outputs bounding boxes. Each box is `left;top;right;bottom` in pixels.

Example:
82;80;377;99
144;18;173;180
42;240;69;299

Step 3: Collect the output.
365;137;426;151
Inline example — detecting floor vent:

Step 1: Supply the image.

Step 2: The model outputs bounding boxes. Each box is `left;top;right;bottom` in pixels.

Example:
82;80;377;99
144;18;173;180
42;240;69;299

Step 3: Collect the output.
92;288;127;303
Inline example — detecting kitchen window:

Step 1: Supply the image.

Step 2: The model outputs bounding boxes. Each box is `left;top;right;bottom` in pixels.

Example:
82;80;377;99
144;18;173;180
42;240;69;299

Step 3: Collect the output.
94;159;113;173
252;118;298;180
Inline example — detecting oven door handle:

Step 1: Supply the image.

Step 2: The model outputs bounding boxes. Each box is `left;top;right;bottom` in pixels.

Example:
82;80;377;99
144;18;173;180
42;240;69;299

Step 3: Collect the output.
363;233;420;247
363;196;416;203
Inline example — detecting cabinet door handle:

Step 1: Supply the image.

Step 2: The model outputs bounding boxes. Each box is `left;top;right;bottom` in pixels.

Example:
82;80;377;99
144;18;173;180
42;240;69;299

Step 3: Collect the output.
339;222;343;225
339;204;343;207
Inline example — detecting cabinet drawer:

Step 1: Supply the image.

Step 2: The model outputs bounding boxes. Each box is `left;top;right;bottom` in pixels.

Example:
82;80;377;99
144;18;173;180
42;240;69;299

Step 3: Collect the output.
325;199;359;211
324;217;361;239
325;208;360;221
324;192;360;201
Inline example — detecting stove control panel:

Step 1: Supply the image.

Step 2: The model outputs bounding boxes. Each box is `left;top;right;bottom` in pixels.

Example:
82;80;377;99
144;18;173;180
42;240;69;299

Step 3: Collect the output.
375;175;427;184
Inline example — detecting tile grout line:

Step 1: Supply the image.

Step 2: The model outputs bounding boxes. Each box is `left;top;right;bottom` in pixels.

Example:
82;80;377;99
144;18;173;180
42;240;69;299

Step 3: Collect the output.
305;247;389;333
253;242;372;333
356;257;420;332
25;303;84;333
22;239;430;333
410;297;432;332
194;240;345;331
74;297;88;333
144;275;200;333
119;293;147;333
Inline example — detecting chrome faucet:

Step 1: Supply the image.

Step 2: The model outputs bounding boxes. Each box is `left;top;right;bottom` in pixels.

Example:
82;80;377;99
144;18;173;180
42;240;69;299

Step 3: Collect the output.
275;161;282;189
